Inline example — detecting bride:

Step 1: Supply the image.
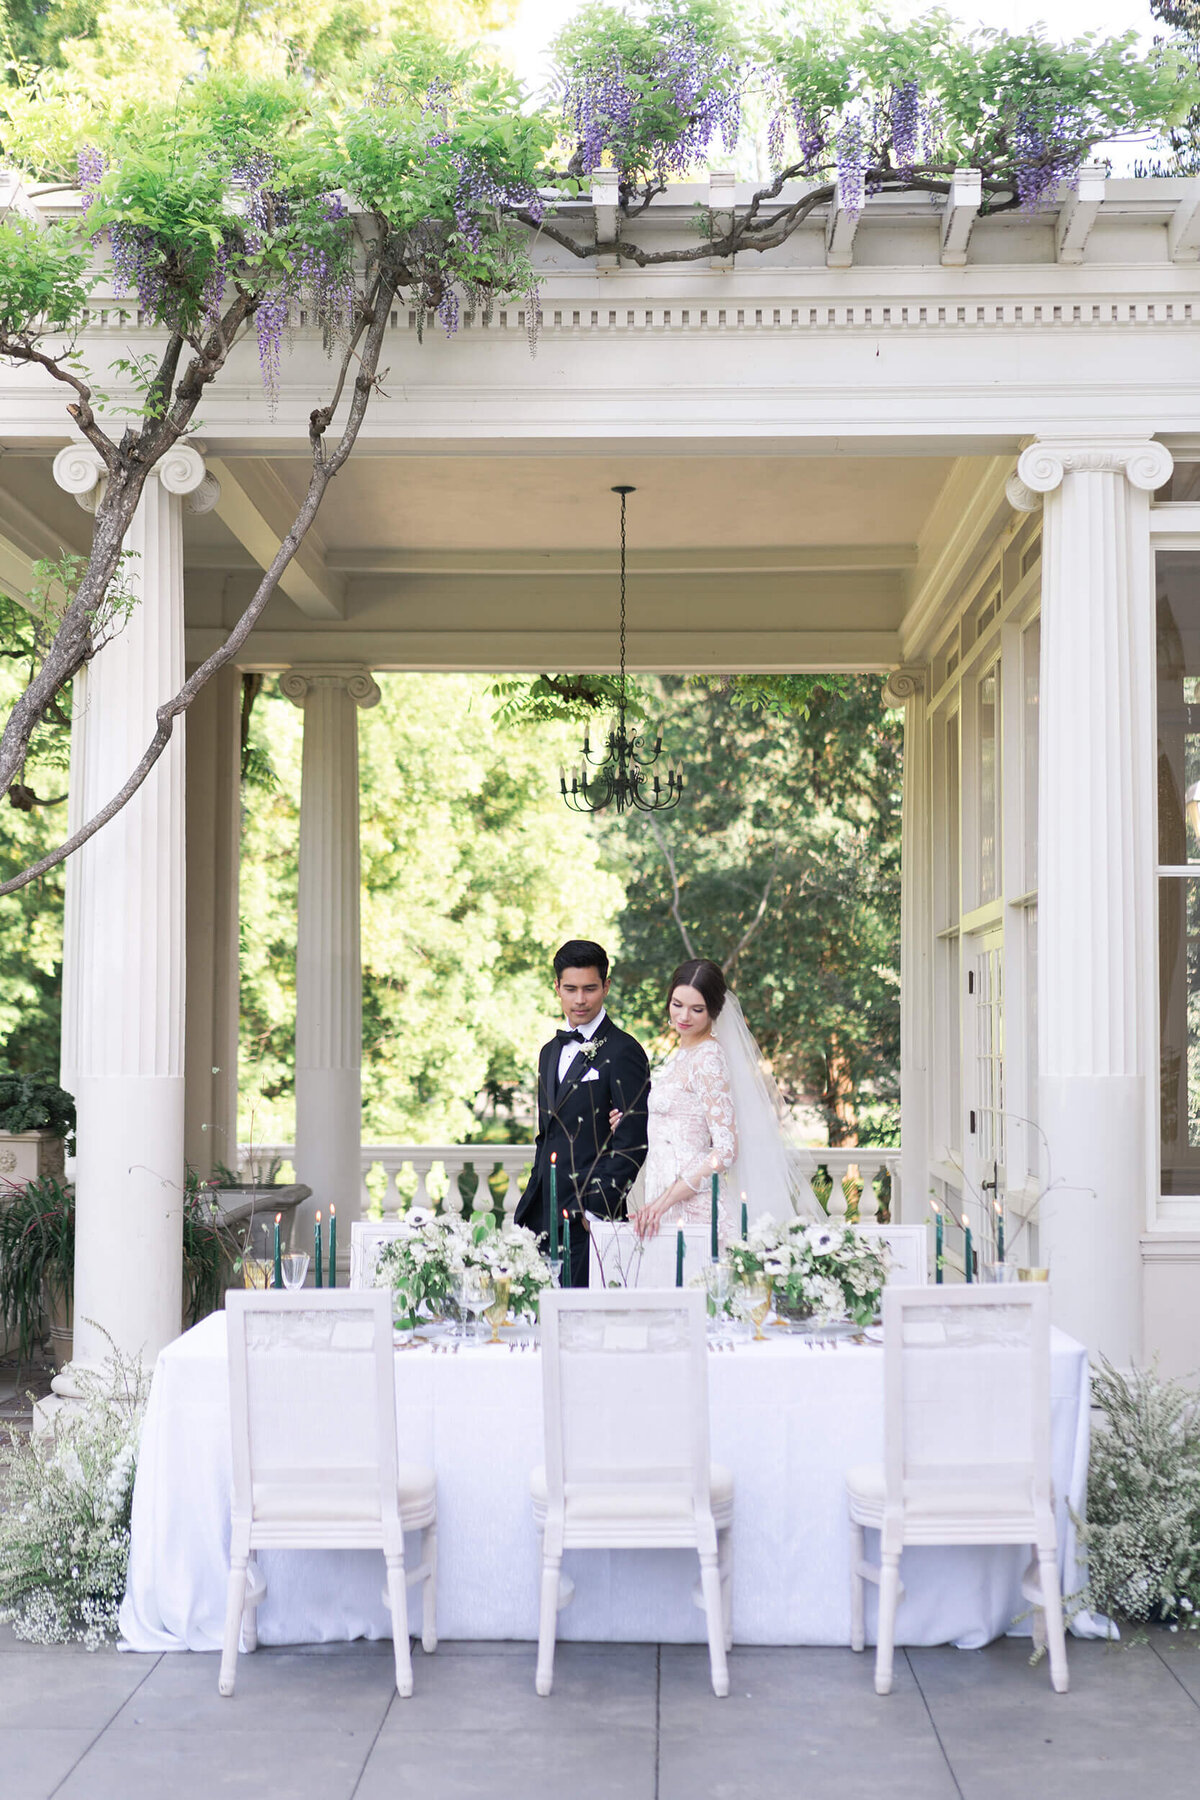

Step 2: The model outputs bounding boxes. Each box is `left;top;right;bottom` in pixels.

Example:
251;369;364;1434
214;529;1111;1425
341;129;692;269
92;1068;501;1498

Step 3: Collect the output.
617;957;816;1240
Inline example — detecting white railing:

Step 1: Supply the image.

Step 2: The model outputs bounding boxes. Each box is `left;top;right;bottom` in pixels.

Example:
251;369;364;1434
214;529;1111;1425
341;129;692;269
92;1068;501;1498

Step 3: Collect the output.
239;1144;533;1220
238;1143;901;1222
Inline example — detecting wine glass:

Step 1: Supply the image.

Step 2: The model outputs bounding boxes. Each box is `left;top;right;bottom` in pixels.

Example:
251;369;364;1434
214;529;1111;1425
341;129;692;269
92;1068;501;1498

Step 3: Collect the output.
741;1276;773;1341
703;1262;732;1341
281;1252;309;1290
483;1275;511;1345
459;1271;491;1344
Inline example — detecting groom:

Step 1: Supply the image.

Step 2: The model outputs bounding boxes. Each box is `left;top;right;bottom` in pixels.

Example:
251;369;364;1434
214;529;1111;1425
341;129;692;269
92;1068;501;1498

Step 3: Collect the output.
515;940;650;1288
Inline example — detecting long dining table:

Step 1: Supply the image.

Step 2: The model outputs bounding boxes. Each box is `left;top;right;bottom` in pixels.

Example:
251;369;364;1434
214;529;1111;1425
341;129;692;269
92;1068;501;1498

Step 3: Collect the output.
119;1308;1097;1653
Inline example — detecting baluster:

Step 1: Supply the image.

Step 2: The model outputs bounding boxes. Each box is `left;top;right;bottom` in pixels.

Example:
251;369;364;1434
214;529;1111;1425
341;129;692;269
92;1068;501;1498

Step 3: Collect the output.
411;1153;434;1211
858;1161;880;1223
889;1159;901;1219
360;1156;375;1217
501;1155;523;1224
382;1158;403;1217
825;1159;848;1221
445;1153;467;1220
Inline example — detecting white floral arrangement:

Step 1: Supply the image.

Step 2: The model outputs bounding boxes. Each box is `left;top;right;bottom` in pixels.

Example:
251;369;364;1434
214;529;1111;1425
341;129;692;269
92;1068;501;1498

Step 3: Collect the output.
374;1207;551;1327
725;1215;889;1327
0;1345;149;1648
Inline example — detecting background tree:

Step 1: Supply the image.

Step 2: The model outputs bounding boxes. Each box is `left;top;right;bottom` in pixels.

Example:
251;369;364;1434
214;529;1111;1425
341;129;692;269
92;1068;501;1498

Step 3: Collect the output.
599;677;901;1145
237;676;624;1149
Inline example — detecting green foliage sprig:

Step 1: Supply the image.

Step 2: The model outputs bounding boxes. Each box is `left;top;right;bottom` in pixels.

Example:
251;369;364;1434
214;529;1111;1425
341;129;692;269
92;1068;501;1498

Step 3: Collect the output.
1080;1359;1200;1630
0;1339;149;1647
0;1071;75;1137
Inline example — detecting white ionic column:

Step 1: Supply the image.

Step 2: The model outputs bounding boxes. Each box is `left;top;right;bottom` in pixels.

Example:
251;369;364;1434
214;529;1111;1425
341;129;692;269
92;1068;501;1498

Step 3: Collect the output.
1008;437;1172;1363
281;665;380;1240
184;663;242;1176
53;442;221;1378
885;669;930;1225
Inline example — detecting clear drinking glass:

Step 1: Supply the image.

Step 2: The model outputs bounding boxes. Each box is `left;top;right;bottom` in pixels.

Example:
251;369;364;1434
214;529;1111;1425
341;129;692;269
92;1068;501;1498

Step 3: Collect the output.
281;1252;309;1289
703;1263;732;1340
459;1272;491;1343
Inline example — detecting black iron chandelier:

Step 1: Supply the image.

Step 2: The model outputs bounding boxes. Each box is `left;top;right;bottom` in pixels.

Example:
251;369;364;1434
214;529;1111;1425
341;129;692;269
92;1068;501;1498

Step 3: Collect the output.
560;486;685;815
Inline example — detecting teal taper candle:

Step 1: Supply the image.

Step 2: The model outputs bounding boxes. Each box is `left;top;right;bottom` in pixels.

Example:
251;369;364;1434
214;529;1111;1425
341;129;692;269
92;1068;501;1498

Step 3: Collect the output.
273;1212;282;1290
549;1154;559;1258
935;1205;944;1284
962;1212;973;1284
710;1170;719;1261
741;1196;748;1240
315;1211;323;1288
328;1206;337;1289
562;1213;571;1288
676;1228;684;1288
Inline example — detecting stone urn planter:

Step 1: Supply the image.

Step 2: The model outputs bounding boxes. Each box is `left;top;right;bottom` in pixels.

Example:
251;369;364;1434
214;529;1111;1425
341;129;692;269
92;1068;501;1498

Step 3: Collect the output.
0;1129;66;1186
202;1184;313;1265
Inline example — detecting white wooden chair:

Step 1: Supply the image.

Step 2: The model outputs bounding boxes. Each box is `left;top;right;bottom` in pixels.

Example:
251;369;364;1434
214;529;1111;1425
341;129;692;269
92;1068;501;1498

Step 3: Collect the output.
852;1222;930;1286
220;1289;437;1699
349;1219;409;1289
588;1220;712;1289
846;1285;1067;1695
532;1288;733;1698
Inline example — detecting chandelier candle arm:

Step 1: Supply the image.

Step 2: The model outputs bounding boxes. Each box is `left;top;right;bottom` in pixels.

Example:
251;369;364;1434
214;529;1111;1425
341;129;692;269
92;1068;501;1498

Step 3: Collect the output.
559;486;684;816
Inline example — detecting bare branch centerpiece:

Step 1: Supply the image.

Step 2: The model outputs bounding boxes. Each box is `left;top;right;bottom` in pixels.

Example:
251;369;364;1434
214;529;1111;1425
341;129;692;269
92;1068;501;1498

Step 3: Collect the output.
374;1209;551;1337
725;1217;888;1331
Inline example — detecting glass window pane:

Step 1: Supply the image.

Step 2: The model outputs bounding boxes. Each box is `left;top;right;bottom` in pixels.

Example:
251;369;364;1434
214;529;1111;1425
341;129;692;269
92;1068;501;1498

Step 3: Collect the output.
1023;621;1039;891
978;667;1000;903
1156;552;1200;865
1160;875;1200;1193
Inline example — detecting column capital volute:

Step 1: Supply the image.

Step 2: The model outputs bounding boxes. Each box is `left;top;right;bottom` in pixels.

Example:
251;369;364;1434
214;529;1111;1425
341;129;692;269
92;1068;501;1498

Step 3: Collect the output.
52;439;220;514
882;667;925;708
279;664;382;710
1006;438;1174;514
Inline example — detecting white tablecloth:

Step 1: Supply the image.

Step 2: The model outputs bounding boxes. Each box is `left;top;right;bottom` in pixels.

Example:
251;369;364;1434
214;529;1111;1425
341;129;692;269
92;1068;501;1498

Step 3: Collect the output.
119;1311;1094;1652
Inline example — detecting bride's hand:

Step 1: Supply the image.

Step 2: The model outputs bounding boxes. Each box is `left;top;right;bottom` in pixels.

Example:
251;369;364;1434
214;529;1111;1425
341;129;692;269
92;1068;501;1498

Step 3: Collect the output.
609;1107;623;1132
633;1195;674;1240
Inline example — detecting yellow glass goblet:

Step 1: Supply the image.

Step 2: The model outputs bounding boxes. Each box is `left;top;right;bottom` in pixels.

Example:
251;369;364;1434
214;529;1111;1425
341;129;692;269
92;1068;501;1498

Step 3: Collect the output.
743;1277;773;1341
242;1257;272;1290
484;1275;511;1345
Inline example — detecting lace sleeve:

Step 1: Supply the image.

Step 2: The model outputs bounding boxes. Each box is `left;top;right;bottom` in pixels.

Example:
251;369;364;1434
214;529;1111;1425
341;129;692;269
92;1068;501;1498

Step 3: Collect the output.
680;1040;739;1192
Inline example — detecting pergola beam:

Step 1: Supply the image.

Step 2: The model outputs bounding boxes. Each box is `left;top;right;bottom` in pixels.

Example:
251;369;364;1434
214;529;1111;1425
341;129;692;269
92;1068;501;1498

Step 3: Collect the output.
1168;178;1200;264
1055;165;1106;266
208;457;344;619
940;168;981;268
0;481;78;603
825;171;863;270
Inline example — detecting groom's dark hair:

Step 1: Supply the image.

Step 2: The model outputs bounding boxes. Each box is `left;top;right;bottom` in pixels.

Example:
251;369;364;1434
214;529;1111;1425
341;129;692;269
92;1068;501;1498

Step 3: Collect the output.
554;939;610;982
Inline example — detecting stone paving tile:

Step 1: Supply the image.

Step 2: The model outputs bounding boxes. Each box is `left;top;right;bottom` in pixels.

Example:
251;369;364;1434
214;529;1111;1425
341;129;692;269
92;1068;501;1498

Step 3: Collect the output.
0;1644;158;1729
658;1646;959;1800
0;1728;97;1800
911;1636;1200;1800
389;1639;657;1732
1147;1628;1200;1707
54;1727;375;1800
354;1724;658;1800
109;1644;399;1734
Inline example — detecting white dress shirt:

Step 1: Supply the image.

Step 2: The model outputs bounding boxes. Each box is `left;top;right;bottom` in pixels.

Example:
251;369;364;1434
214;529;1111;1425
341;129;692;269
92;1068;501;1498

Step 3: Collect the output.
556;1007;607;1085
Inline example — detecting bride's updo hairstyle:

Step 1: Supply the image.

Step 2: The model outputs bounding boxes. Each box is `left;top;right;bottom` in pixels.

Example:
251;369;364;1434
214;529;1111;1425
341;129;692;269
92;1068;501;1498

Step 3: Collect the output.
666;958;727;1022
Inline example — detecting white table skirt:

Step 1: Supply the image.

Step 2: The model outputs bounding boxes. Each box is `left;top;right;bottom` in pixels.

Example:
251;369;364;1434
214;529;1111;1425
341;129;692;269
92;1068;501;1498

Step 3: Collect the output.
119;1311;1095;1653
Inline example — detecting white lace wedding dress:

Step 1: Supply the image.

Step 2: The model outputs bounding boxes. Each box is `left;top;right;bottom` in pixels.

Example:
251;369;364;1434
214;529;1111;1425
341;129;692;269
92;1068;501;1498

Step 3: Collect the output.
639;1037;737;1237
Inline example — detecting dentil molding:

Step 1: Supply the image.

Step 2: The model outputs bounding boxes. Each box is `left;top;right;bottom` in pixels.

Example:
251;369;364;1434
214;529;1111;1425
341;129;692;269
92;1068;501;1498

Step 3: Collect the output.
279;664;382;709
51;441;221;514
1005;439;1174;514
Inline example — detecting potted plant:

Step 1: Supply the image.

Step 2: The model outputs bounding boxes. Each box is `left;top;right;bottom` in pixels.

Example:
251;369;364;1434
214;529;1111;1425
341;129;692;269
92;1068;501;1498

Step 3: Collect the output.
0;1175;74;1367
0;1072;75;1183
0;1171;243;1370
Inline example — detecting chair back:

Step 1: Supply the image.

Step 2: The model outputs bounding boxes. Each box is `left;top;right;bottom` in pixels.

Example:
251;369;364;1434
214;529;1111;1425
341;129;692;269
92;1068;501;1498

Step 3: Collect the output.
853;1222;929;1286
350;1219;409;1289
539;1289;711;1507
226;1289;400;1525
881;1285;1051;1510
589;1221;712;1290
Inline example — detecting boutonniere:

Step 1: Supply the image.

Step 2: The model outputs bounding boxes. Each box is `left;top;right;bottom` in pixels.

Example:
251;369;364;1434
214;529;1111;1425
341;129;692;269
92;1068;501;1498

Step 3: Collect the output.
578;1038;601;1062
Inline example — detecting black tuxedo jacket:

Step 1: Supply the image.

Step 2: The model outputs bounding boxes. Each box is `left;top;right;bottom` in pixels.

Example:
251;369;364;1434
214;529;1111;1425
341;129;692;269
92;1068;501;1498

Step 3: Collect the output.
514;1018;650;1242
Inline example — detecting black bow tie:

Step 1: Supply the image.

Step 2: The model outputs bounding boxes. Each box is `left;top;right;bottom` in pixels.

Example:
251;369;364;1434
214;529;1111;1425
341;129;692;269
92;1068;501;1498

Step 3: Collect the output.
556;1028;585;1044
